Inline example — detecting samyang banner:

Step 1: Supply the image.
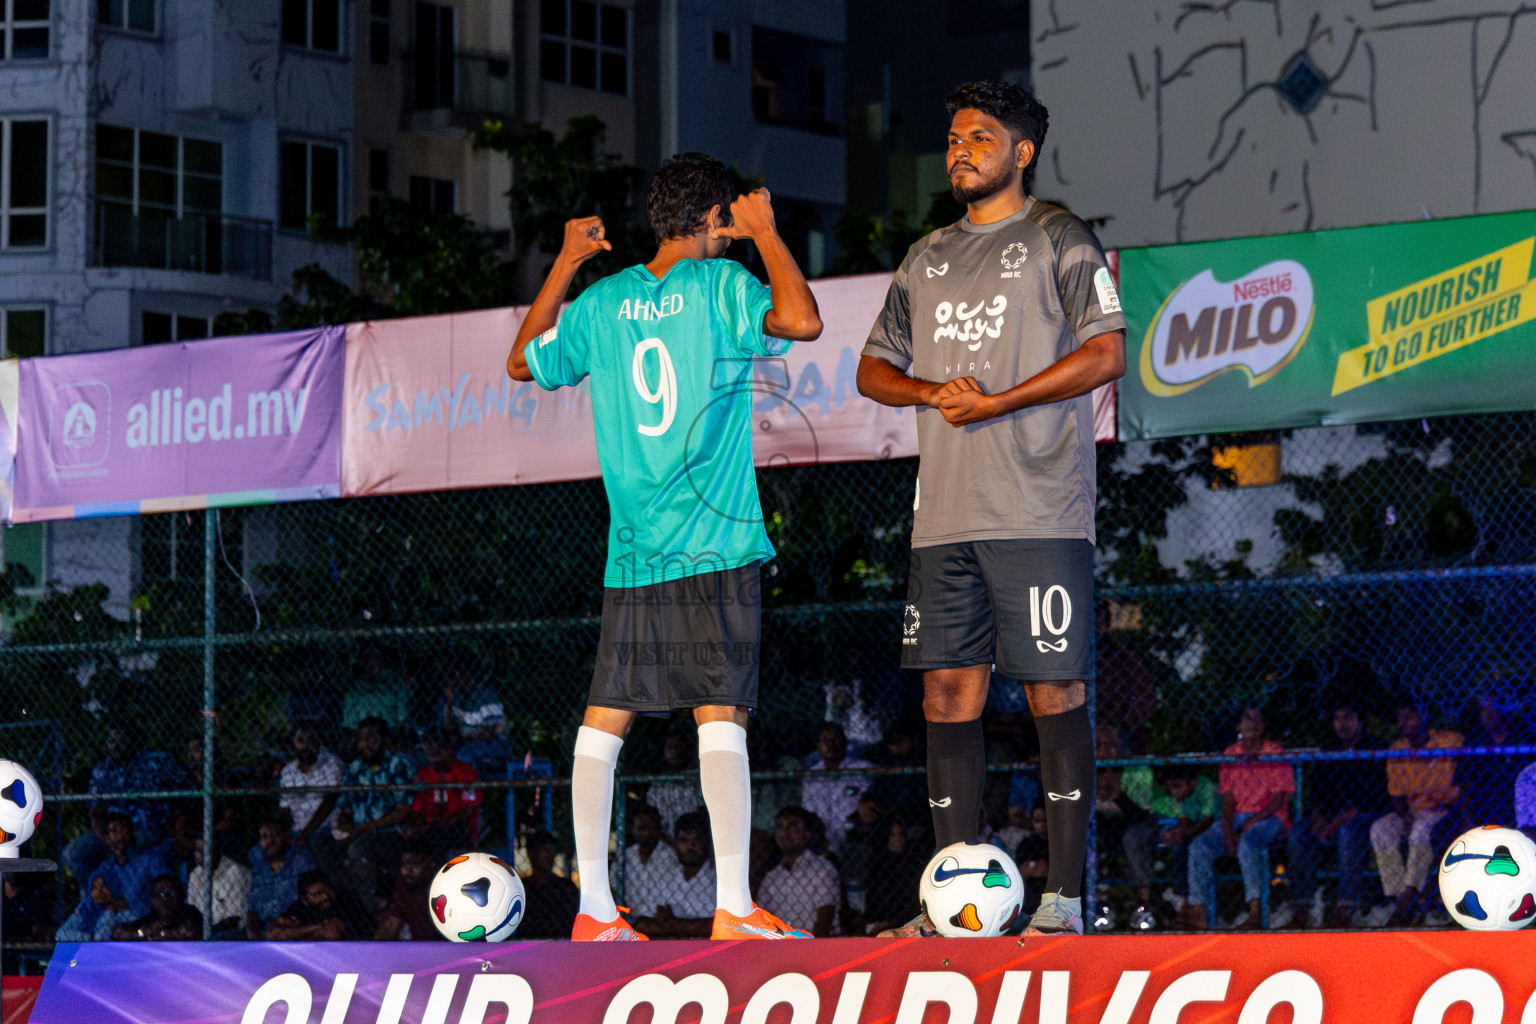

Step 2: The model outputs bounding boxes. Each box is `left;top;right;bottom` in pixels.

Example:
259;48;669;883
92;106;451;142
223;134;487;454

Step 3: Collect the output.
30;933;1536;1023
1118;210;1536;439
342;272;1118;499
0;358;18;522
13;327;344;521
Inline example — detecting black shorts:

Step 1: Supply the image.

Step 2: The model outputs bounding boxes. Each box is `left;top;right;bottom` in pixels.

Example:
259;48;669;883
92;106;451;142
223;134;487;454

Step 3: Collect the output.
589;564;761;713
901;539;1093;681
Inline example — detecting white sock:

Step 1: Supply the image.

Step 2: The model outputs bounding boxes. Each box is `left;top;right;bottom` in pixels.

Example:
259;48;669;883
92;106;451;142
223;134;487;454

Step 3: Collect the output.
572;726;624;921
697;720;753;917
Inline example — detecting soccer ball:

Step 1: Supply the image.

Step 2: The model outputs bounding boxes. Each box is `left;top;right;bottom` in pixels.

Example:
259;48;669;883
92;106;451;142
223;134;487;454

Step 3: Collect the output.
1438;826;1536;931
919;840;1026;937
429;852;525;941
0;760;43;858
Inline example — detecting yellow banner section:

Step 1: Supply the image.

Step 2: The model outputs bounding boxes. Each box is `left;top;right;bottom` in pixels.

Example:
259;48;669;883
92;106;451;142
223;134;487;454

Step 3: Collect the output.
1335;238;1536;395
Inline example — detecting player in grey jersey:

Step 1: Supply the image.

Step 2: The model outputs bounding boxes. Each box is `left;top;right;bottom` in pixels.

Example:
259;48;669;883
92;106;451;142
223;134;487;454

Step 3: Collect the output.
858;80;1126;936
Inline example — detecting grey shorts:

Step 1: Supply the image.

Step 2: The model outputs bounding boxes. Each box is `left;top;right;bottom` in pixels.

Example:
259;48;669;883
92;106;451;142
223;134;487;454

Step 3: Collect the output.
589;564;761;713
901;538;1093;681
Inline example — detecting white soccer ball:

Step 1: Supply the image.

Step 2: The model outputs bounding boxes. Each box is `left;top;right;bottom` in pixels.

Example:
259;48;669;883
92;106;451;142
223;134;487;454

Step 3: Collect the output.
429;852;525;941
1438;825;1536;931
919;840;1026;937
0;760;43;857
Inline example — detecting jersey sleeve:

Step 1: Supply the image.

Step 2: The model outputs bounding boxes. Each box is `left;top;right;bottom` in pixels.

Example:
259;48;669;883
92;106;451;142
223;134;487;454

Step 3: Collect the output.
1054;219;1128;344
861;244;920;371
523;293;593;390
713;260;786;356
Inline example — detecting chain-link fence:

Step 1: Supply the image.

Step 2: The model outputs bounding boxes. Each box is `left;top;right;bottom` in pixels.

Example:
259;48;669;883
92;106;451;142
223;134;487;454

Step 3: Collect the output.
4;412;1536;958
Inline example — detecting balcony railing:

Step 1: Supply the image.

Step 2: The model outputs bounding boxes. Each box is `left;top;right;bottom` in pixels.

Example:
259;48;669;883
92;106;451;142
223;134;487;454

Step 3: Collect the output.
91;197;273;280
406;49;514;130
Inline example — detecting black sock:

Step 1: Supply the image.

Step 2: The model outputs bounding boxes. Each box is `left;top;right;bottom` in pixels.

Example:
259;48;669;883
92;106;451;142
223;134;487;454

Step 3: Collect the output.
1035;703;1093;900
926;719;985;849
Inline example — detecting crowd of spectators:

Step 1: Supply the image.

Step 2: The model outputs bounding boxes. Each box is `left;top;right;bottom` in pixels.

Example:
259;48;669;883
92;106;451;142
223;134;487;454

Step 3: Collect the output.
13;645;1536;946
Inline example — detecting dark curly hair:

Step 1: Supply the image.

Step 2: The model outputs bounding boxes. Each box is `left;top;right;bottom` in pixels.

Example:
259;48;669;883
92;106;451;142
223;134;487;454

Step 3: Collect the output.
646;152;735;245
945;80;1050;155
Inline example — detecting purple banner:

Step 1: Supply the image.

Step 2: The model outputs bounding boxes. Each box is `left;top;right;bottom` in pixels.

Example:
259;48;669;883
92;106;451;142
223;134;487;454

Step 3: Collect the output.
13;328;344;521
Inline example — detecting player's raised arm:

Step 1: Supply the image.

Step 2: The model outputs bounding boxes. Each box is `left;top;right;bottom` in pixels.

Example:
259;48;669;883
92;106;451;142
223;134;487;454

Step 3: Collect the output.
711;189;822;341
506;216;612;382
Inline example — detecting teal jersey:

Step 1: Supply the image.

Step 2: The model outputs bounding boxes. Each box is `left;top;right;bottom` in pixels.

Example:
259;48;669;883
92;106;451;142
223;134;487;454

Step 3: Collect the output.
526;258;787;588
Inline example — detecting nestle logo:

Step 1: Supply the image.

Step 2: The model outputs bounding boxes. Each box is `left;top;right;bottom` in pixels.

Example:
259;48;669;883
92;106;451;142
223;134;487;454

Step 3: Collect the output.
1232;274;1292;302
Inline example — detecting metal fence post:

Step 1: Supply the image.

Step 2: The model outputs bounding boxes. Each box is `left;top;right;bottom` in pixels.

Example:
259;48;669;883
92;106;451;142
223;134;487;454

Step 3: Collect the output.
201;509;216;939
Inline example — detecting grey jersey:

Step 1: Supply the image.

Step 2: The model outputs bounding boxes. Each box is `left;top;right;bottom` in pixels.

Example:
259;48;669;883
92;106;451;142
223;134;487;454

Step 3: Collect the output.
862;199;1126;548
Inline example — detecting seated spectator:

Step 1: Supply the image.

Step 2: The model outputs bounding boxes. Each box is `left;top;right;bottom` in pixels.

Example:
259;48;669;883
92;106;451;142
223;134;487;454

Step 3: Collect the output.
111;874;203;941
1013;806;1050;916
517;831;580;939
2;874;55;944
647;730;704;837
1095;604;1159;753
618;804;679;921
246;813;317;939
1371;704;1462;926
56;812;170;942
407;730;482;854
374;839;440;940
995;804;1032;854
865;722;929;831
341;646;411;731
1184;707;1292;929
758;806;839;937
633;811;717;938
1281;700;1385;928
1125;766;1218;914
800;723;874;853
266;869;374;940
187;836;251;939
324;716;414;902
862;817;927;935
841;795;892;910
279;726;344;848
435;659;511;770
1095;724;1160;929
1453;692;1531;831
63;722;184;883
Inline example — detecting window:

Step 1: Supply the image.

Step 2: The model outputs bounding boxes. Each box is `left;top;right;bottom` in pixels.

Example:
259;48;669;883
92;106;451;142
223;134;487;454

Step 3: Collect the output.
3;522;45;594
369;0;390;64
96;125;223;216
141;311;209;345
751;27;840;134
413;2;455;110
409;175;455;217
1;306;45;357
279;140;341;230
711;28;731;63
2;1;50;60
281;0;340;53
540;0;627;95
368;147;389;193
98;0;153;32
2;119;48;248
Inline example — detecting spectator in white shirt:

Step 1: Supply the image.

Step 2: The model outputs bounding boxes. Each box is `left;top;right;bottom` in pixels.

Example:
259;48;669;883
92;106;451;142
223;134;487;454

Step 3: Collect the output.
801;723;873;852
186;837;250;939
647;731;704;837
279;727;344;848
758;806;840;937
617;805;678;919
634;811;717;938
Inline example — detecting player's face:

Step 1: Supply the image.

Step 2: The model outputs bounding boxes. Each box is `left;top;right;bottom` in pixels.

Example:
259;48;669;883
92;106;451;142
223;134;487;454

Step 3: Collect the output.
947;109;1029;206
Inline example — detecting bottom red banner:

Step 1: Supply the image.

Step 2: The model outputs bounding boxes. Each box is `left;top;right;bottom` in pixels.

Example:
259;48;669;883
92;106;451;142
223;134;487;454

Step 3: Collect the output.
31;931;1536;1023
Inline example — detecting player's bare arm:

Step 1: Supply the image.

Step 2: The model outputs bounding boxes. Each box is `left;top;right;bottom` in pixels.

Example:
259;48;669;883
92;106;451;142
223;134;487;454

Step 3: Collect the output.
855;354;944;408
506;216;612;382
712;188;822;341
936;329;1126;426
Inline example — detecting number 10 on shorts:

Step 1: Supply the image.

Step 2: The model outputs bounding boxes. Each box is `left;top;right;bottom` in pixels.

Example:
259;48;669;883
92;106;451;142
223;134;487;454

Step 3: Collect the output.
1029;585;1072;653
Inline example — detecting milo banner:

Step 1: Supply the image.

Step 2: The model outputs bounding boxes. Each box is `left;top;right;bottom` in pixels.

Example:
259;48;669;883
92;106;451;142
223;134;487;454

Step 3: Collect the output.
29;933;1536;1023
1118;211;1536;439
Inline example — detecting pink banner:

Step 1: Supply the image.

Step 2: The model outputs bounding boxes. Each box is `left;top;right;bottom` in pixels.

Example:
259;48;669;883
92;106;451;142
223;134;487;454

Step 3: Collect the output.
341;271;1117;499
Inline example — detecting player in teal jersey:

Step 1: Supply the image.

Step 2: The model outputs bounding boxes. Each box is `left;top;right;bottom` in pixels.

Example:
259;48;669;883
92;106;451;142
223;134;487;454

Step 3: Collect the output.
507;153;822;941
